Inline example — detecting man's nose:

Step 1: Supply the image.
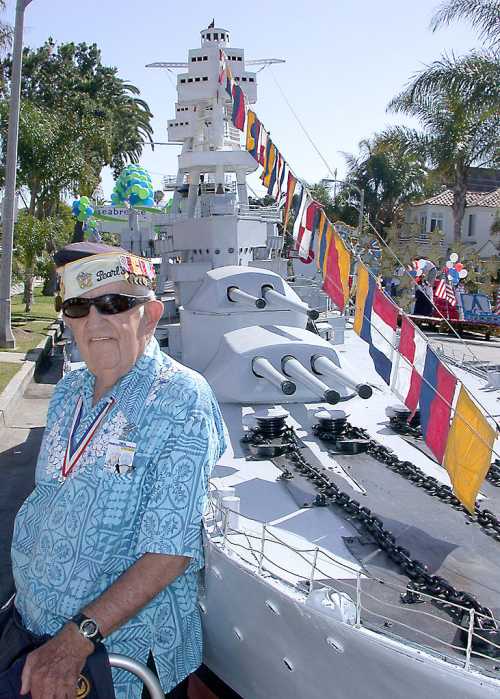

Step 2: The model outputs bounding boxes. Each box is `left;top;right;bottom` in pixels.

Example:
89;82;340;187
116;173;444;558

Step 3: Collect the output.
86;304;106;328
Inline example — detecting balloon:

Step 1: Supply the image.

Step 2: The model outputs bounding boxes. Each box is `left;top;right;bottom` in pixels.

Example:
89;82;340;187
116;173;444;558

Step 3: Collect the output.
455;262;463;272
449;252;459;263
445;261;453;269
459;269;468;279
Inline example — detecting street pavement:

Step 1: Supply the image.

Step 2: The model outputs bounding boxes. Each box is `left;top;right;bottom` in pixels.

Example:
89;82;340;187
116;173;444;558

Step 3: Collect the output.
0;350;62;602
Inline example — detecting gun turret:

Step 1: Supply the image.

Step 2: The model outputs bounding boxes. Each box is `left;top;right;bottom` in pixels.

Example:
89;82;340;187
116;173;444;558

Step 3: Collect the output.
262;285;319;320
227;286;266;309
252;357;296;395
281;355;340;404
311;355;373;399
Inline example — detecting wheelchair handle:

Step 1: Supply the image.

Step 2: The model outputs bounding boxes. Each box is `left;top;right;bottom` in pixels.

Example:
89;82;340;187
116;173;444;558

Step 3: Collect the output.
108;654;164;699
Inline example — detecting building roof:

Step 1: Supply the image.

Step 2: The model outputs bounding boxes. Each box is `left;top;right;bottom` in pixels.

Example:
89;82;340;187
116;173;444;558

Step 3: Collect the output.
415;187;500;208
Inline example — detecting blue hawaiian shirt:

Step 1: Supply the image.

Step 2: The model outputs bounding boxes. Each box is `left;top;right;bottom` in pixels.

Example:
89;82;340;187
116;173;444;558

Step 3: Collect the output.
11;338;226;698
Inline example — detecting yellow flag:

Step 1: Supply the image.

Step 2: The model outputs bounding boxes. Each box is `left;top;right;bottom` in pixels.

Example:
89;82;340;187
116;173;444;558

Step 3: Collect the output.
443;386;497;513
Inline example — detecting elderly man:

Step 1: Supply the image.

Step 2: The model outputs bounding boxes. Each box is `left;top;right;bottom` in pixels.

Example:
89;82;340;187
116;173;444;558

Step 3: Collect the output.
6;243;226;698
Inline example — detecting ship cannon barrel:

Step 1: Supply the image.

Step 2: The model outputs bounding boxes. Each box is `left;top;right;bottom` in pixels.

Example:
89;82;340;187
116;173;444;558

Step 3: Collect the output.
281;355;340;404
261;285;319;320
252;357;296;396
311;355;373;399
227;286;266;309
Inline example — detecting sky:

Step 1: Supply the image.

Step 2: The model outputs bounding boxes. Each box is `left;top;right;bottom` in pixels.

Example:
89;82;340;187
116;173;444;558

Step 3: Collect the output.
4;0;476;200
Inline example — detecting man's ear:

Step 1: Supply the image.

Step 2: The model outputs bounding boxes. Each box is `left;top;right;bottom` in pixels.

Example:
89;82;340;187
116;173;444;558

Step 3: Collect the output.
143;299;164;335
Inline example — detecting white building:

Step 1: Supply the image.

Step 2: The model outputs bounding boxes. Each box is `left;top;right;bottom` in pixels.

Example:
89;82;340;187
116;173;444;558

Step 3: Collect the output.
407;188;500;258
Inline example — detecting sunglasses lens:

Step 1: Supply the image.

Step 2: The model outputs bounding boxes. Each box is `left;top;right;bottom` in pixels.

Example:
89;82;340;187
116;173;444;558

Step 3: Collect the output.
62;299;90;318
95;295;135;315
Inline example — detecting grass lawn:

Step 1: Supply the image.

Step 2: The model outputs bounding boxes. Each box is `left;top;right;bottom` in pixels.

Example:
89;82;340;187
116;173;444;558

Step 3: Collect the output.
7;287;59;354
0;362;21;393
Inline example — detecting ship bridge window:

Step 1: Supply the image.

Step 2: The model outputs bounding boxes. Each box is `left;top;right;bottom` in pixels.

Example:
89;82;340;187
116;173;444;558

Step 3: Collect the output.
195;77;200;82
180;79;186;84
202;76;208;81
206;33;211;39
242;77;247;82
203;56;208;61
214;32;218;39
249;77;254;82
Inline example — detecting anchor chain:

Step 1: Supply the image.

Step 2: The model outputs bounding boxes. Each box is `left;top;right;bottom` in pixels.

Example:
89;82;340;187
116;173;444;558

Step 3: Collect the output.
325;421;500;541
279;426;497;633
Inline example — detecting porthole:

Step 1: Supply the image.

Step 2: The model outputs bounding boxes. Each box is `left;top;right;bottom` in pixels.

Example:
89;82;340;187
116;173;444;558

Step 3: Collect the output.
326;637;344;653
265;600;280;615
233;627;243;641
282;658;294;672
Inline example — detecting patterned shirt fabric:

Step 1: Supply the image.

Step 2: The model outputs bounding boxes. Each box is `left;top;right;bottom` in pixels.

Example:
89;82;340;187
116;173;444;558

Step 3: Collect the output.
11;338;226;698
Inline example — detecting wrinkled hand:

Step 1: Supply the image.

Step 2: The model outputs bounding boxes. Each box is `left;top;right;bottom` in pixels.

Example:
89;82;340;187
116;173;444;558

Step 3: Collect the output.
21;623;93;699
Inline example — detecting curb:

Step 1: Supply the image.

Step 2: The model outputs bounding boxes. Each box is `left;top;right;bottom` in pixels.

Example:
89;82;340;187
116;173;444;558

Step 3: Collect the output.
0;322;62;427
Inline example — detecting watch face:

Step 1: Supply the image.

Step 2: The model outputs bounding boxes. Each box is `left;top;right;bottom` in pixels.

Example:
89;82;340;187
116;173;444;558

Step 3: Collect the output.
80;619;98;638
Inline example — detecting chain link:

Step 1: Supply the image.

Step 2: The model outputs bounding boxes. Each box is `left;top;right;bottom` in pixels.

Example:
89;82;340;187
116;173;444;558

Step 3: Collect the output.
278;426;497;629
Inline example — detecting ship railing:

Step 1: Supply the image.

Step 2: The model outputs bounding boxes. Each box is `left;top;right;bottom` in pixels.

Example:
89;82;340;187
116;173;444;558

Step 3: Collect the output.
237;204;281;221
205;489;500;676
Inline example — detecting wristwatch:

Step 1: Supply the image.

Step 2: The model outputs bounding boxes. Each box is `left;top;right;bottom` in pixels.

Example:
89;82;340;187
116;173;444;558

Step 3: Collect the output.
70;613;103;648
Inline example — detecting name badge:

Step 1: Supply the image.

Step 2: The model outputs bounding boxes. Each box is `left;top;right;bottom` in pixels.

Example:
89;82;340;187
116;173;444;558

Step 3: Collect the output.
104;439;136;476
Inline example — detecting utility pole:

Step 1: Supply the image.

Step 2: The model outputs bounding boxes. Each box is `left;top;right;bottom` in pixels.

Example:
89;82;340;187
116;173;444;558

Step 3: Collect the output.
0;0;33;348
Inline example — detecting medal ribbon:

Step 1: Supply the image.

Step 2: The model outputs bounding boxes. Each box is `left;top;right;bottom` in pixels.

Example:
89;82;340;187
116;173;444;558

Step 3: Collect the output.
61;396;115;479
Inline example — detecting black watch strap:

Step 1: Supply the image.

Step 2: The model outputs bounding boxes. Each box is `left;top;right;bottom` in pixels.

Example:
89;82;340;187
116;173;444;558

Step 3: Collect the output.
70;613;103;648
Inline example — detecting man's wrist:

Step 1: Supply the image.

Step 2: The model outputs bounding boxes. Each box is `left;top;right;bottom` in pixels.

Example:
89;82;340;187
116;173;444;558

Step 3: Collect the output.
62;622;95;655
69;613;104;651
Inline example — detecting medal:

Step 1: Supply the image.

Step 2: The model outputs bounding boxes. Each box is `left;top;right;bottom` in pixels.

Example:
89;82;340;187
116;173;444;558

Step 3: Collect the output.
60;396;115;481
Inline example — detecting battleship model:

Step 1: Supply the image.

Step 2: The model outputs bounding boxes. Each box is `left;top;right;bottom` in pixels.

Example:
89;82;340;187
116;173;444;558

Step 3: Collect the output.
74;24;500;699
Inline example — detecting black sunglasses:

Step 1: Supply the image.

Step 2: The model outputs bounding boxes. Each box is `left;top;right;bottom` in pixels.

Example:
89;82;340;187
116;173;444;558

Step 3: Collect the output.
62;294;151;319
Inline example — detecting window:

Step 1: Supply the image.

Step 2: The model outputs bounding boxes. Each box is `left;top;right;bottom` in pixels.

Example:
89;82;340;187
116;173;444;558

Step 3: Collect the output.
203;56;208;61
180;79;186;84
206;33;211;40
188;78;193;83
191;57;196;62
202;76;208;81
195;77;200;82
430;214;443;233
249;77;254;82
214;32;218;40
242;77;247;82
468;213;476;237
419;214;427;235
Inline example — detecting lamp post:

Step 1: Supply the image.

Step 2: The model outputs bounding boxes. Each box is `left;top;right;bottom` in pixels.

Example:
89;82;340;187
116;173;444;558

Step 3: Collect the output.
0;0;33;348
320;178;364;238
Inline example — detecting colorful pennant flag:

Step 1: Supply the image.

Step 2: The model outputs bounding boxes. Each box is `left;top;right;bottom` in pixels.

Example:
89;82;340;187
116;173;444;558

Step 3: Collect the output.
266;148;280;196
291;184;307;241
258;128;268;168
443;386;496;512
295;195;316;258
391;316;427;414
419;348;457;463
354;264;398;384
246;110;261;160
323;228;351;312
282;172;297;228
316;213;331;274
231;84;246;131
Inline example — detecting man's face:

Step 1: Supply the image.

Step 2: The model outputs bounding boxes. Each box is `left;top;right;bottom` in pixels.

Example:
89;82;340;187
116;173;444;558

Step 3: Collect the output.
65;281;163;379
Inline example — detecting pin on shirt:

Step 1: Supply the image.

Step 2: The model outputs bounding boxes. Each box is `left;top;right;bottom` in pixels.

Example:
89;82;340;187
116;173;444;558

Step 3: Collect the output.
104;439;136;476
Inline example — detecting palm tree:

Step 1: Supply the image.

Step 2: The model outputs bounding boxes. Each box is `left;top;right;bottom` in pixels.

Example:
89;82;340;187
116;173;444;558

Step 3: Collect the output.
385;81;499;243
430;0;500;51
340;134;429;236
385;0;500;243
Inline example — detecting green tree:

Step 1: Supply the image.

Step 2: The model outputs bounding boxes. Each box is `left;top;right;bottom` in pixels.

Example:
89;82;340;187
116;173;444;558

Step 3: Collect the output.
0;40;154;203
385;82;499;243
340;134;430;236
14;214;67;311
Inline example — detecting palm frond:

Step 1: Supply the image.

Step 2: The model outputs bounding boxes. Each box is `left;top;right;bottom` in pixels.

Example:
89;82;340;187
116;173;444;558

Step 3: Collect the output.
430;0;500;50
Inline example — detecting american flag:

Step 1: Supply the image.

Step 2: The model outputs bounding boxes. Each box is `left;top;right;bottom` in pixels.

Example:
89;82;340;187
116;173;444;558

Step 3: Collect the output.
435;279;457;306
495;288;500;316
